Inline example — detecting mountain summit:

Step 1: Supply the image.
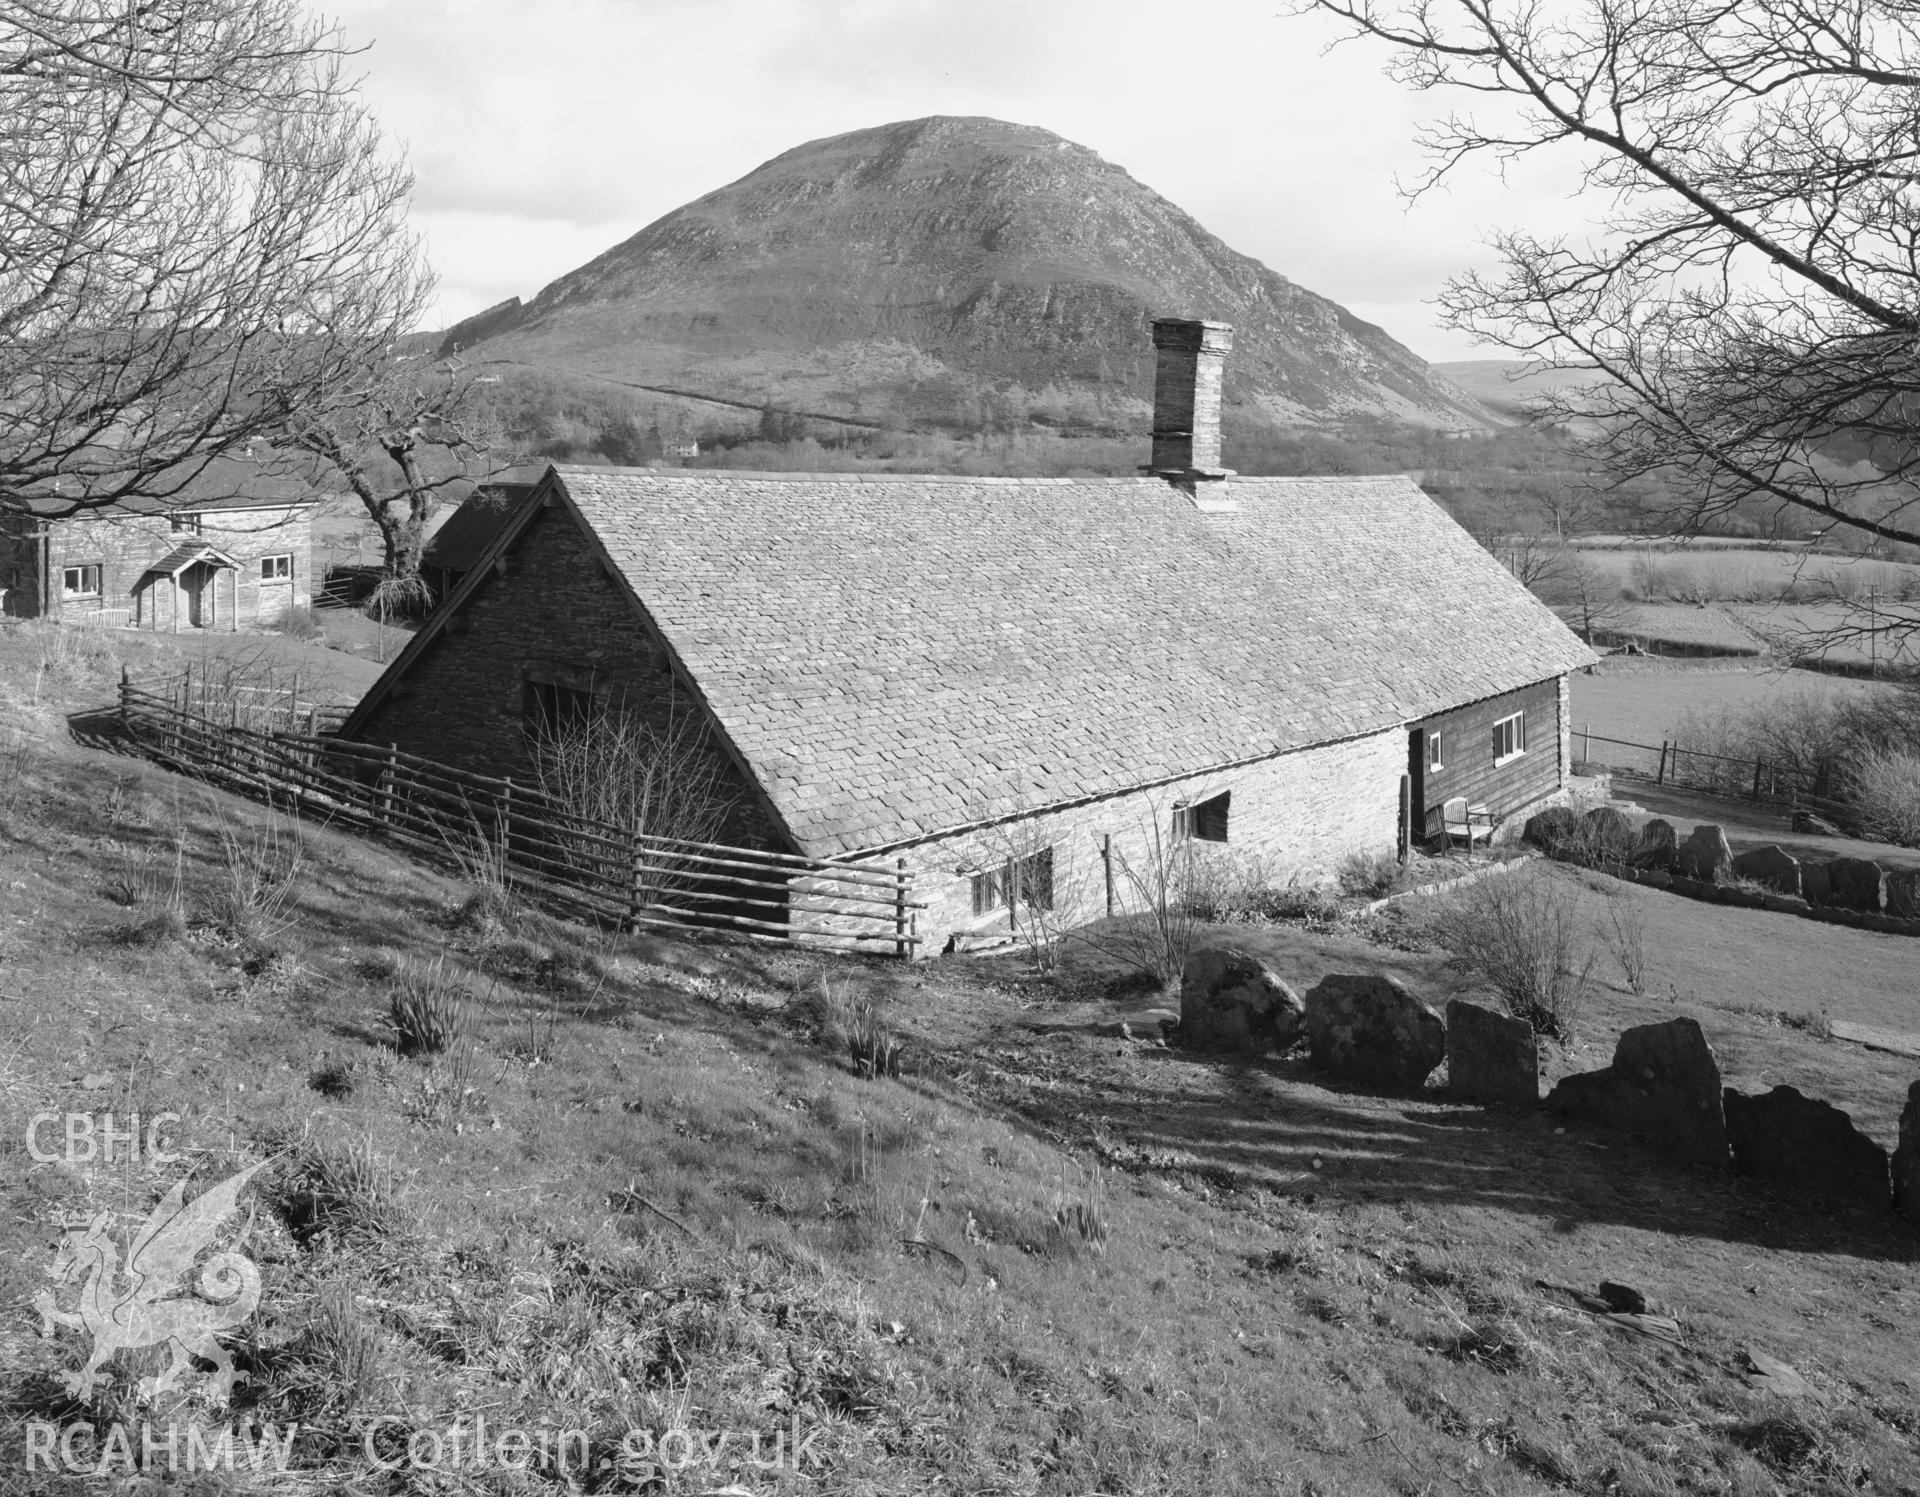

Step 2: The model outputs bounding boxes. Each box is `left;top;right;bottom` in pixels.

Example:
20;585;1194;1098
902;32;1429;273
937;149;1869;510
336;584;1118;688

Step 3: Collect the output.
456;116;1493;434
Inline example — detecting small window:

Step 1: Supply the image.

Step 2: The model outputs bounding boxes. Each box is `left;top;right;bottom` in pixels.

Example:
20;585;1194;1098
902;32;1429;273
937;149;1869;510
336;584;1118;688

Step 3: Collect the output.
1492;711;1527;766
1428;731;1443;772
971;848;1053;917
260;554;292;581
522;679;600;739
168;512;201;535
1173;790;1230;843
62;563;102;598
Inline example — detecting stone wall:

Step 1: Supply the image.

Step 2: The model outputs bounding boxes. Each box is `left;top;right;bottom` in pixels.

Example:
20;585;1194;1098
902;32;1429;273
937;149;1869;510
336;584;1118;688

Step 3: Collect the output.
854;726;1408;954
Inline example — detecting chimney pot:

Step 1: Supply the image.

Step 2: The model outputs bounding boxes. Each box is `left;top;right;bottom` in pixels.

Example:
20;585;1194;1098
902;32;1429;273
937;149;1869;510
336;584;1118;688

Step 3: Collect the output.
1148;317;1233;480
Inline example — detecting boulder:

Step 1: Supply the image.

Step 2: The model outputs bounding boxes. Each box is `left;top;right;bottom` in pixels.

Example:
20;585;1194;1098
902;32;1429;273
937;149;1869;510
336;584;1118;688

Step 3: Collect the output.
1800;859;1832;908
1446;999;1538;1106
1675;824;1734;884
1729;844;1801;897
1631;818;1679;872
1895;1082;1920;1228
1304;974;1446;1090
1179;949;1306;1054
1545;1017;1730;1166
1524;807;1581;856
1826;857;1885;913
1582;806;1636;862
1792;809;1840;836
1886;870;1920;921
1723;1085;1891;1206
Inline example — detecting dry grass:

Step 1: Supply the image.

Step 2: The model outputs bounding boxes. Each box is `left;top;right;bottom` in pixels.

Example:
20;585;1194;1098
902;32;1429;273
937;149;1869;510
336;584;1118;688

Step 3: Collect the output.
1;628;1916;1495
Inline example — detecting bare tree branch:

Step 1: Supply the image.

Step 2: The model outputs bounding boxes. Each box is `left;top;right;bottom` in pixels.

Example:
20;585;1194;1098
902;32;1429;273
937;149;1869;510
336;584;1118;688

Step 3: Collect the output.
1300;0;1920;649
0;0;427;519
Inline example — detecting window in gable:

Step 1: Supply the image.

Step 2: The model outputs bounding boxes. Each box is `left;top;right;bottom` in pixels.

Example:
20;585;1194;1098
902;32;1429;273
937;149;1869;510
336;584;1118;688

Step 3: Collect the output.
1492;711;1527;766
62;563;101;598
1173;790;1230;843
1428;731;1444;772
522;679;601;740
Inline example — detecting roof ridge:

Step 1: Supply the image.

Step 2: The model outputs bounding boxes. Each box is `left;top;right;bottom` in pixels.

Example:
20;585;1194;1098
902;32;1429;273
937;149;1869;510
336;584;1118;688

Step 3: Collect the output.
553;465;1422;486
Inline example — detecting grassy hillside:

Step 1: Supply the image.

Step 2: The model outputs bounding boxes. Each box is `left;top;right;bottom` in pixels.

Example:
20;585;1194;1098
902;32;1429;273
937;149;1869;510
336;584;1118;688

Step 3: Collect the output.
2;621;1917;1495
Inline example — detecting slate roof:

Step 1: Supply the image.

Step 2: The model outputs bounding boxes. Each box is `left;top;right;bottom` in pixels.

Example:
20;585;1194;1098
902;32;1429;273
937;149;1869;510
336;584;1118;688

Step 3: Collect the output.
542;467;1595;858
13;452;333;517
143;541;240;576
422;485;538;575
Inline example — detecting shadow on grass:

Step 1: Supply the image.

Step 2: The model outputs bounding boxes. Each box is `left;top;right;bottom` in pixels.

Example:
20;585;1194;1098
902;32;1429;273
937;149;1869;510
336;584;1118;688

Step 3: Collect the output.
928;1028;1920;1265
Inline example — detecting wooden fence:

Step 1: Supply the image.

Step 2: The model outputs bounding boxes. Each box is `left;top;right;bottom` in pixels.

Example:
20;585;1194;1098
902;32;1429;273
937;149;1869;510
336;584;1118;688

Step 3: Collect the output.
117;672;923;955
1574;724;1852;821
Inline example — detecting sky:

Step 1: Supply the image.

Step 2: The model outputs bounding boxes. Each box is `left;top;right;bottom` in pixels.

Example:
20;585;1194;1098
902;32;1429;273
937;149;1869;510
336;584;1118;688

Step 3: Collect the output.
325;0;1593;365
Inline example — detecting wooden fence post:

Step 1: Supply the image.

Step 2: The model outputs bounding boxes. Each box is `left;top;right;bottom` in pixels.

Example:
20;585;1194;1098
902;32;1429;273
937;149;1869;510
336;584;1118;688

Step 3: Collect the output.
1101;833;1114;918
378;743;397;828
118;664;129;739
626;830;644;935
1397;773;1412;865
895;858;910;958
1657;741;1668;785
1751;757;1764;801
1581;722;1590;766
501;776;514;874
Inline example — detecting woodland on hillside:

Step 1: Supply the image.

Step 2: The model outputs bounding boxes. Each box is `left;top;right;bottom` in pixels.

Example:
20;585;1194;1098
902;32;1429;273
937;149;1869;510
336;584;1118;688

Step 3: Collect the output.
467;361;1825;546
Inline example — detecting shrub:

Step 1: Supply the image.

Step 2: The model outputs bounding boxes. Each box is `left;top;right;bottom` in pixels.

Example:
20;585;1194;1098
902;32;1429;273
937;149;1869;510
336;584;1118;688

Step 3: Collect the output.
388;956;471;1056
1851;747;1920;847
1336;847;1399;899
276;606;323;642
823;980;902;1079
1430;866;1596;1041
204;804;304;949
280;1135;402;1245
1048;1163;1109;1257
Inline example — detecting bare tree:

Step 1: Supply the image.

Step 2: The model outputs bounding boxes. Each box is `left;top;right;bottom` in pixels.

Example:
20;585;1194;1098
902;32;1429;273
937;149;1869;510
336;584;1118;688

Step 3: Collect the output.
268;353;519;596
1301;0;1920;647
1;0;426;518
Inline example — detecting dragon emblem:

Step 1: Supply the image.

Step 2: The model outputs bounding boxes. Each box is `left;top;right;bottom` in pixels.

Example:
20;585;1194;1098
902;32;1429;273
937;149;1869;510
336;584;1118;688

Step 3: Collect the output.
32;1158;272;1407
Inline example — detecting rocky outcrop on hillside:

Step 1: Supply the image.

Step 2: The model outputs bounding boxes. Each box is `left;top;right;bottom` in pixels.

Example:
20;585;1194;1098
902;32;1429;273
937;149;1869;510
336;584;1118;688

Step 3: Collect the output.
464;116;1497;434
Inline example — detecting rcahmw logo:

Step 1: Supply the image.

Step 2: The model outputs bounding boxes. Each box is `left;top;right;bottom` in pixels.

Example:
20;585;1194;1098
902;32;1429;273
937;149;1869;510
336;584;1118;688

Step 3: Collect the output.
23;1421;299;1476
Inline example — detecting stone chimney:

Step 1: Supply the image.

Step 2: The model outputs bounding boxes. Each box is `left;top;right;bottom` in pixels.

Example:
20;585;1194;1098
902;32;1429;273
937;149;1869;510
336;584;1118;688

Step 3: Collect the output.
1148;318;1234;480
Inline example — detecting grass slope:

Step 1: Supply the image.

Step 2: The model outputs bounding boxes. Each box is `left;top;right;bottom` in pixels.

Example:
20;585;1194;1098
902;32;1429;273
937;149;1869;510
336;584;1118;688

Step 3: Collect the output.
1;622;1916;1496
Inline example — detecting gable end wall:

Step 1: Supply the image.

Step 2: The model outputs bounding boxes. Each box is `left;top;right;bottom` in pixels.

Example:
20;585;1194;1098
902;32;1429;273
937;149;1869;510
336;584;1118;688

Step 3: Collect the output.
350;502;786;851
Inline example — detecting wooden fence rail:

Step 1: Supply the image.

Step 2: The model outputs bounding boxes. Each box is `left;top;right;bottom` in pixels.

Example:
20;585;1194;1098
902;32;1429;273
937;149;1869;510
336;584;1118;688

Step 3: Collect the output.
1574;724;1853;819
117;672;922;955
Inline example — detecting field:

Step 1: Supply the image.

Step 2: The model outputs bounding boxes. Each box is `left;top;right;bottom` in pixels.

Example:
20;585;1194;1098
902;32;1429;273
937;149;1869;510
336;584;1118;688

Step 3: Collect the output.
1;621;1917;1495
1569;664;1890;753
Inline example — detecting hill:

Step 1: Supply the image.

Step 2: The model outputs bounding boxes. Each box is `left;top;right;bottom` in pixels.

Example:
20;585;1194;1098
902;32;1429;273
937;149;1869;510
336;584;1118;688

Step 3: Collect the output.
451;116;1499;435
1431;359;1618;421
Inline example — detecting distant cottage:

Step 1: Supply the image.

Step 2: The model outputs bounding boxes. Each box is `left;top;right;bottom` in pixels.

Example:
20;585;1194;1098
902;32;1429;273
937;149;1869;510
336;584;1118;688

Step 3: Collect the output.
0;456;317;631
340;319;1593;950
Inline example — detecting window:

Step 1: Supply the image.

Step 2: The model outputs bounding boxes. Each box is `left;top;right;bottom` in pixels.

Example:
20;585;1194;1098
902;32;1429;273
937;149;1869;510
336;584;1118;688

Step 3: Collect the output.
62;564;101;598
1428;731;1443;772
970;848;1053;916
1172;790;1231;843
522;679;600;739
168;512;201;535
260;554;292;581
1492;711;1527;766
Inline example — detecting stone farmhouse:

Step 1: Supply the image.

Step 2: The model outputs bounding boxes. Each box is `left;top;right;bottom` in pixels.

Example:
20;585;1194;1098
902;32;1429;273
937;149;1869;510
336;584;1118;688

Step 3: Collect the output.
0;456;318;631
339;319;1594;951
